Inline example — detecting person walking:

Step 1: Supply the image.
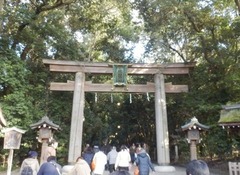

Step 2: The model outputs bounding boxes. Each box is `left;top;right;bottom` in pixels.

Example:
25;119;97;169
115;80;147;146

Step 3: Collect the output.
41;140;58;164
115;145;131;172
107;146;118;173
129;143;136;164
186;159;210;175
37;156;62;175
20;151;40;175
83;144;90;153
135;145;154;175
82;146;94;167
68;156;91;175
91;146;107;175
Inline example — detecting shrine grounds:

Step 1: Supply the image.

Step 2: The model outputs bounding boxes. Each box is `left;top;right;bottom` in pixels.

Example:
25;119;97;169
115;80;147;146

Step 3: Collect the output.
0;163;229;175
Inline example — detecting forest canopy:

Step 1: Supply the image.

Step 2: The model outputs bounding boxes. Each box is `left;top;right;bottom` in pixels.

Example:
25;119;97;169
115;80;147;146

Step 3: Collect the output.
0;0;240;165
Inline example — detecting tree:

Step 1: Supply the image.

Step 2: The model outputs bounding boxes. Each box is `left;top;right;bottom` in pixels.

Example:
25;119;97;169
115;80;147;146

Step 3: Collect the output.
0;0;141;165
1;0;240;166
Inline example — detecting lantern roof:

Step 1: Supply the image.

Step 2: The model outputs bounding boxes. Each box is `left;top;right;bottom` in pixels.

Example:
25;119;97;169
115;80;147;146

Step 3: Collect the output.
181;117;210;131
218;104;240;128
30;116;60;131
2;126;26;134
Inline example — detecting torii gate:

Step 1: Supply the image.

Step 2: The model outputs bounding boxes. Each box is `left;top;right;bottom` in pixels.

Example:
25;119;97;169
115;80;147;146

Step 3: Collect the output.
42;59;195;165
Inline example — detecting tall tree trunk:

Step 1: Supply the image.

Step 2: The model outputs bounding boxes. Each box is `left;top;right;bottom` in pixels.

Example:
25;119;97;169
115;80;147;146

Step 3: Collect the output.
0;0;4;33
234;0;240;15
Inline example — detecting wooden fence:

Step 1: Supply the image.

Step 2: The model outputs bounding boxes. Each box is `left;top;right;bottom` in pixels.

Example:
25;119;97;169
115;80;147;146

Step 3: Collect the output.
229;162;240;175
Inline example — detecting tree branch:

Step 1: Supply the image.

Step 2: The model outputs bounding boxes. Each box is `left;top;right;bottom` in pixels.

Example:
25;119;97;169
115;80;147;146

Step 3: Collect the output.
234;0;240;15
20;44;32;61
11;0;75;59
167;44;187;62
183;10;201;33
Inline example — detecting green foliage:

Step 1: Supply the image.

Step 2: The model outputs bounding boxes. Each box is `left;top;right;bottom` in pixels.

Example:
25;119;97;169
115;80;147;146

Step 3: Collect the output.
177;139;190;162
0;0;240;167
203;125;231;160
219;109;240;123
0;50;33;127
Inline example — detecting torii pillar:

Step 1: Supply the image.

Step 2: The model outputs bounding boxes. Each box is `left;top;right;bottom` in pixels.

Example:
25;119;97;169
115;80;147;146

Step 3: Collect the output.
68;72;85;163
155;73;170;165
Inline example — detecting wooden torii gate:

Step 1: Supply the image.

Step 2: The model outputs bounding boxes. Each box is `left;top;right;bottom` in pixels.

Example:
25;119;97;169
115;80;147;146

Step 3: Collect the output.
42;59;195;165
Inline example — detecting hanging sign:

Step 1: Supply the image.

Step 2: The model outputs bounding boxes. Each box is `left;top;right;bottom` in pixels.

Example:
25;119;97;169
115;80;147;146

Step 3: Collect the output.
113;65;128;86
2;127;26;149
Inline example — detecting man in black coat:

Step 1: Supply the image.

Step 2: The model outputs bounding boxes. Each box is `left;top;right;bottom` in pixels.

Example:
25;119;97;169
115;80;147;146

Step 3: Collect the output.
186;160;210;175
37;156;62;175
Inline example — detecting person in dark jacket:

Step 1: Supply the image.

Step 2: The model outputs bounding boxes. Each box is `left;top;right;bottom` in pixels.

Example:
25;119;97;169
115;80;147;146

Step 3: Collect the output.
135;147;154;175
37;156;62;175
186;159;210;175
82;146;94;167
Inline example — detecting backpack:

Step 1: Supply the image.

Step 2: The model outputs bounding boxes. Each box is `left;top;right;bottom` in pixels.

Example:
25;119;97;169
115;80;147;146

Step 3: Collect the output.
21;165;33;175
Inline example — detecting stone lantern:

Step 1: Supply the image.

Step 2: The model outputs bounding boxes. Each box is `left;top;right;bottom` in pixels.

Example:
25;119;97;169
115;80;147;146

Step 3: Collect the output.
181;117;209;160
30;116;60;164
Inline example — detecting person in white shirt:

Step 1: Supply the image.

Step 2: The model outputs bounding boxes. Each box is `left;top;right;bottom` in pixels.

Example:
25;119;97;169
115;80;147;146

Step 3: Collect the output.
107;146;118;173
92;146;107;175
115;145;131;171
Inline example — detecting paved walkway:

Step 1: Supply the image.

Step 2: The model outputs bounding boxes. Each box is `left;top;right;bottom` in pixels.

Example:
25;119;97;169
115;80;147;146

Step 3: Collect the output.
155;166;186;175
0;164;227;175
127;164;186;175
0;166;186;175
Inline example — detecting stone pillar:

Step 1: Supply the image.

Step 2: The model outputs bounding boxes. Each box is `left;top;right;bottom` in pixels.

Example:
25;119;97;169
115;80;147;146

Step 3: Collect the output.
40;139;48;165
190;140;197;160
174;145;179;162
68;72;85;164
154;73;170;165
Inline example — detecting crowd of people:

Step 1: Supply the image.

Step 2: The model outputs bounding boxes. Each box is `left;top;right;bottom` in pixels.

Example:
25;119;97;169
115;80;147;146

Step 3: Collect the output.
19;139;61;175
19;142;210;175
82;143;155;175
